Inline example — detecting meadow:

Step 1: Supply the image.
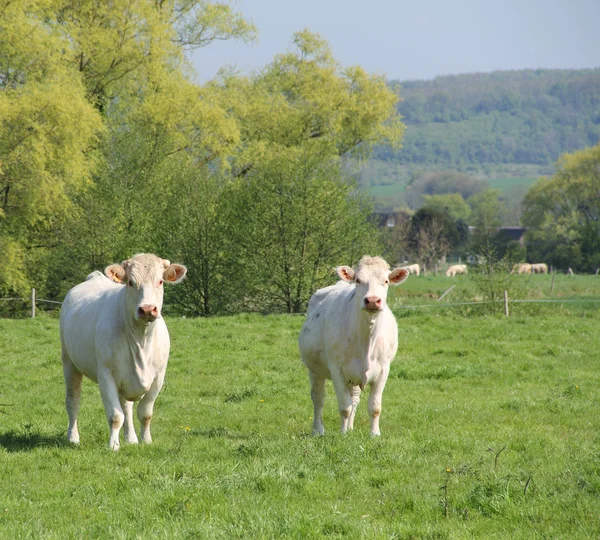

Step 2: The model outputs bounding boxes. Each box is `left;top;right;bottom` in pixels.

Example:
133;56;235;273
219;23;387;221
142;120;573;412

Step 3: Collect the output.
1;274;600;538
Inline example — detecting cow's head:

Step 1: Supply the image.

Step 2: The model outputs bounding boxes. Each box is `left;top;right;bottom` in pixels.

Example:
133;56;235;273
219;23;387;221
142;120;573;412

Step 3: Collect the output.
105;253;187;323
337;256;408;313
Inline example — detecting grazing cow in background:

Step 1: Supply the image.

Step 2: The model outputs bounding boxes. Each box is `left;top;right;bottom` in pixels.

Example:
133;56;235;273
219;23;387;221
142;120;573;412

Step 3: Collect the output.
511;263;532;274
401;263;420;277
531;263;548;274
60;253;187;450
298;256;409;436
446;264;468;277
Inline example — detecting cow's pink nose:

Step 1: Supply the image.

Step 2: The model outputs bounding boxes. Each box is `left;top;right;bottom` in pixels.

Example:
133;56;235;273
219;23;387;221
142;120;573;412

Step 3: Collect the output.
364;296;382;310
138;304;158;320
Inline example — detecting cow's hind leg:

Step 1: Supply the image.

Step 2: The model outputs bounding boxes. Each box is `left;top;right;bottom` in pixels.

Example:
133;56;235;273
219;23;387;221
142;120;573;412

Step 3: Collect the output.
348;385;361;431
62;352;83;444
309;371;326;436
120;397;139;444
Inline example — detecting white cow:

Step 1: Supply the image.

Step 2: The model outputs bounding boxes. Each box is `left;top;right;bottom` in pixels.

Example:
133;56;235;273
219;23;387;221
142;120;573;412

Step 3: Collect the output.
298;256;409;436
531;263;548;274
446;264;468;277
511;263;532;274
401;263;420;277
60;253;187;450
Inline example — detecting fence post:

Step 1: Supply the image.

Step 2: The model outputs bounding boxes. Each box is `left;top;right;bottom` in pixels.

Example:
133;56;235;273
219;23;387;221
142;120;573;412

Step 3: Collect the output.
31;288;36;319
551;271;555;292
503;290;509;317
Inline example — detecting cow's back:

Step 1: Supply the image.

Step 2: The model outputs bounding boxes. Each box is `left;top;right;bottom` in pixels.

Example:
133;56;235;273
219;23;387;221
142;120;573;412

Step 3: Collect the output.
299;282;353;376
60;272;123;381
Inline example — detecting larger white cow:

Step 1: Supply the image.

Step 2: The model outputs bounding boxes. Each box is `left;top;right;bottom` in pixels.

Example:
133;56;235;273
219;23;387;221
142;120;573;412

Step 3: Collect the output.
446;264;468;277
401;263;420;277
60;253;187;450
298;256;409;436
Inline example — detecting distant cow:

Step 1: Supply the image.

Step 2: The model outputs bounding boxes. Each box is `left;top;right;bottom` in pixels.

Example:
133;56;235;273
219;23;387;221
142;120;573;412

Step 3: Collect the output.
60;253;187;450
531;263;548;274
446;264;468;277
298;256;409;436
401;263;420;277
511;263;532;274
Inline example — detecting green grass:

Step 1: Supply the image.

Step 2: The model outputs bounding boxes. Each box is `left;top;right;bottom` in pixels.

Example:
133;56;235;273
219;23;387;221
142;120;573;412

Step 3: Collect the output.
1;283;600;537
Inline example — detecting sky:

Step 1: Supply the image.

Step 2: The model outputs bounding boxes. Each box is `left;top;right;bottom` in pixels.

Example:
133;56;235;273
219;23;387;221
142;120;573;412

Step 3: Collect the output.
189;0;600;82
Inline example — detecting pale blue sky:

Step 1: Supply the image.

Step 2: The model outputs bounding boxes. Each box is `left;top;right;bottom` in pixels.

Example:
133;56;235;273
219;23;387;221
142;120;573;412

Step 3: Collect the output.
189;0;600;82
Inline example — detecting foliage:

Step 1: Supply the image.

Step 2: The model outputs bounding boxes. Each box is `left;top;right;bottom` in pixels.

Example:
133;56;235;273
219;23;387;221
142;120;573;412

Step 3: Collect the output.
403;169;487;209
380;68;600;168
421;193;471;221
222;151;380;314
0;4;404;312
467;239;528;306
522;143;600;272
407;207;466;268
2;308;600;537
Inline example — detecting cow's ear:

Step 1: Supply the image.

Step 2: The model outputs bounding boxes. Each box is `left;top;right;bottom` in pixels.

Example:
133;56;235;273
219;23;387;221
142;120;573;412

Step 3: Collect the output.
105;264;126;284
336;266;355;283
164;264;187;284
389;267;409;285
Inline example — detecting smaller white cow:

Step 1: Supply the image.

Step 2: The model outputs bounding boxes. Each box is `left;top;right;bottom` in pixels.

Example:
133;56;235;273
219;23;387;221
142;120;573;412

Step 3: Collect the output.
60;253;187;450
446;264;468;277
511;263;532;274
401;263;420;277
531;263;548;274
298;256;409;436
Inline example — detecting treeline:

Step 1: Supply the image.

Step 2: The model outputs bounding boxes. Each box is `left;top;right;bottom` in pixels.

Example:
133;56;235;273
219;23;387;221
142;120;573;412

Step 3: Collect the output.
0;1;404;316
375;69;600;166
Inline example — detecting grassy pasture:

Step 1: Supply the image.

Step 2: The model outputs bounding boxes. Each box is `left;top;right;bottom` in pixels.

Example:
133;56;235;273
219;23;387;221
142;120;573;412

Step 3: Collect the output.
1;277;600;538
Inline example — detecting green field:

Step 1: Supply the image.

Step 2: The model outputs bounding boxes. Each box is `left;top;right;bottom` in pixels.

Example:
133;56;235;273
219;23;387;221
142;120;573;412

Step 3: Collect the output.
1;275;600;538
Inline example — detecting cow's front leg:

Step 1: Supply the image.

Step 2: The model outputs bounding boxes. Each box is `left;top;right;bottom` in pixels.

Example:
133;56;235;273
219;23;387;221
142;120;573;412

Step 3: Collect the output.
331;370;353;433
348;385;362;431
119;397;139;444
368;364;390;436
98;369;124;451
137;372;165;444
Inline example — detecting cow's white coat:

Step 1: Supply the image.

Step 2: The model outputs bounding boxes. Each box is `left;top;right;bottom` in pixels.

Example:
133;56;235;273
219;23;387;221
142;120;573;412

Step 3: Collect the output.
60;253;187;450
298;256;409;436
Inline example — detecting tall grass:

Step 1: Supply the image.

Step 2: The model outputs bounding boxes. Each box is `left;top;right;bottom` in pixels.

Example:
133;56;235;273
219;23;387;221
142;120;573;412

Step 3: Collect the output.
1;298;600;537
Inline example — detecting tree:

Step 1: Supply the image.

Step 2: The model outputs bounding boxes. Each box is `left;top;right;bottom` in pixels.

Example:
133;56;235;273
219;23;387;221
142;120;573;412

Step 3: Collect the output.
223;150;380;314
210;29;405;173
421;193;471;221
522;143;600;271
0;0;104;293
407;207;462;269
468;189;504;252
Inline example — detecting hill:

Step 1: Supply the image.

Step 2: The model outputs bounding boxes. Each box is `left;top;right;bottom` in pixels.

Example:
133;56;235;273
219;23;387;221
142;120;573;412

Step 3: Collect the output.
360;68;600;210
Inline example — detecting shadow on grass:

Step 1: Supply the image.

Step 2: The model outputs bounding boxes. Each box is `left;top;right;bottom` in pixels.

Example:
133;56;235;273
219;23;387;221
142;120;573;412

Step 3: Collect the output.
0;429;68;452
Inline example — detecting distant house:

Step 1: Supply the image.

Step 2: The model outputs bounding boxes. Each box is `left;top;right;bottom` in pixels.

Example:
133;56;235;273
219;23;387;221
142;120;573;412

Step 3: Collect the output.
495;227;527;246
369;210;411;229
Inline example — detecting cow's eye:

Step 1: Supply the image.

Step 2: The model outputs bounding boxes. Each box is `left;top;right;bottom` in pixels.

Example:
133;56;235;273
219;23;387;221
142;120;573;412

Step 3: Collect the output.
128;280;134;287
356;278;362;285
158;279;164;287
384;279;389;285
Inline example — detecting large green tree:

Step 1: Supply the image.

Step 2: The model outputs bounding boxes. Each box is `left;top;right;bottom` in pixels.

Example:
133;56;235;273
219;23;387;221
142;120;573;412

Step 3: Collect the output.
522;143;600;271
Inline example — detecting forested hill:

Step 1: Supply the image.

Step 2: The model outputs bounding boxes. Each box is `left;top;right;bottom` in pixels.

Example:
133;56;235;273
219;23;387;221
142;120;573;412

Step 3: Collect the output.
376;68;600;167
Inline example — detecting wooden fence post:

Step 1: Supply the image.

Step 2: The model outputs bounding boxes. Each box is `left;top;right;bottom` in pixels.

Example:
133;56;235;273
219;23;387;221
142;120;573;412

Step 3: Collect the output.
551;271;555;292
504;290;509;317
31;288;36;319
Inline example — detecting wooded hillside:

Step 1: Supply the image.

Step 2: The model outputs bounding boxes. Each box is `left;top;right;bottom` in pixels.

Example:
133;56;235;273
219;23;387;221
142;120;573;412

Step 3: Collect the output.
377;68;600;167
